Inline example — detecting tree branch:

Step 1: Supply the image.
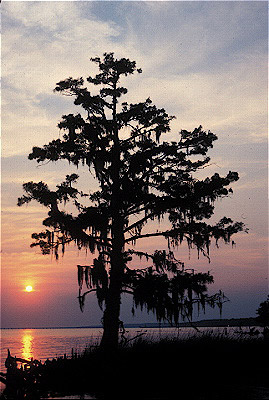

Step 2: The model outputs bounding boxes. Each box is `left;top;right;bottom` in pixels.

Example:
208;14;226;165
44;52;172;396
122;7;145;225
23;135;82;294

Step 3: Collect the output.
121;289;134;295
125;230;171;244
124;230;210;260
123;212;156;234
78;288;97;298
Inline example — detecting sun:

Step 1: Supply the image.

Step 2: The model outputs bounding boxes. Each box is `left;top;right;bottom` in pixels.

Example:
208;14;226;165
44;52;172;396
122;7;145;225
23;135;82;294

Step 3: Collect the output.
25;285;33;292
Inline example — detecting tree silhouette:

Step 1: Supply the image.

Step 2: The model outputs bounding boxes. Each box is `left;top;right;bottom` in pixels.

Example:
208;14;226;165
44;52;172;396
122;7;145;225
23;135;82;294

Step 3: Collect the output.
256;296;269;327
18;53;245;350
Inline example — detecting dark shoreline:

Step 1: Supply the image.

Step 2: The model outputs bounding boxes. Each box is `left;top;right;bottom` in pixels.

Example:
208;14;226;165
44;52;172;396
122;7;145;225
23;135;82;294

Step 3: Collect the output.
1;316;259;330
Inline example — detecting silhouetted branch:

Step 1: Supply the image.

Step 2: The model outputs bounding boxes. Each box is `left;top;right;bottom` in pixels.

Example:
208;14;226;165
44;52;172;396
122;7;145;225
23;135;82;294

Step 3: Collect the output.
125;230;171;244
121;289;134;295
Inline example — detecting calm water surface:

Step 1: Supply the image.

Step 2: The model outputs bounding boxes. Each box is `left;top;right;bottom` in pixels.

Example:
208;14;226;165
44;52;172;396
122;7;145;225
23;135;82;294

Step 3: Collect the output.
1;327;103;370
1;325;261;373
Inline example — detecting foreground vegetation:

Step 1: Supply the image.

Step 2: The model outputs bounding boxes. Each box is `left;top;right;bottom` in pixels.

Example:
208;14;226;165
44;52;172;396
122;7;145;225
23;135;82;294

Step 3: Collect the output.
2;332;269;400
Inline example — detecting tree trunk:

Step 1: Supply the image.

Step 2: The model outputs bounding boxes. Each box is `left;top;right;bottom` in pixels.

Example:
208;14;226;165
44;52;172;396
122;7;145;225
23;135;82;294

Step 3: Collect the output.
100;204;124;350
100;77;124;351
100;247;123;351
100;206;125;351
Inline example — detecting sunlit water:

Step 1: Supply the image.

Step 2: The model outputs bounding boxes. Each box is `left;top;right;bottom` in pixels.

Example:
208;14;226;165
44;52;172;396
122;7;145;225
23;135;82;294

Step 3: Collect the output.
1;327;103;370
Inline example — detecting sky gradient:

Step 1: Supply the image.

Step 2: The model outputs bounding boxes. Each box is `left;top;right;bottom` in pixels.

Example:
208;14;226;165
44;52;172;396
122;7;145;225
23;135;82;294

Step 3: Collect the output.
1;1;268;328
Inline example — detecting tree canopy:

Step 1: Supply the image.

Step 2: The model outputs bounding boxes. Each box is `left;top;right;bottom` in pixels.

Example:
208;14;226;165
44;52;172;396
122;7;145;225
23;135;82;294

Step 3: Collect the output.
256;296;269;327
18;53;245;348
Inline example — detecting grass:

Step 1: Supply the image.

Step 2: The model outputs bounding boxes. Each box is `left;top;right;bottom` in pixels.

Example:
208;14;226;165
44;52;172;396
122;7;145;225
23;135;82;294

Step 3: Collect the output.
2;332;269;400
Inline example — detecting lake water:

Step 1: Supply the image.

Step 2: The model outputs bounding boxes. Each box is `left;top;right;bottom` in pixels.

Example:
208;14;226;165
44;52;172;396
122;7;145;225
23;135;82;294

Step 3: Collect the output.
1;325;262;371
0;326;181;371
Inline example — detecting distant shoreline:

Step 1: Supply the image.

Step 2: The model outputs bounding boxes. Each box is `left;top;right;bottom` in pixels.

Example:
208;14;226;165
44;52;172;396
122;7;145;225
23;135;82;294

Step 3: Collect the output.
1;317;260;330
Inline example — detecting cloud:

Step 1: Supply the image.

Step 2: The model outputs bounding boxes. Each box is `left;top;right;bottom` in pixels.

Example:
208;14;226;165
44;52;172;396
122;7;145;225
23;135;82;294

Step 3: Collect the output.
2;1;267;157
2;2;120;92
2;2;121;156
127;54;267;143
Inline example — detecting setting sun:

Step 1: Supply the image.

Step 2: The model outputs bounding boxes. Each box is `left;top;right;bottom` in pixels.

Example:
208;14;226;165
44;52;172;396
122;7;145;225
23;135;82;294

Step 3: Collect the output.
25;285;33;293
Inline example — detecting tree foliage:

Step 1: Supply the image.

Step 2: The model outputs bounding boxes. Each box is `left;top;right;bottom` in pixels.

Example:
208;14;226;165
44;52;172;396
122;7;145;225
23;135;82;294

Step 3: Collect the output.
256;296;269;327
18;53;246;347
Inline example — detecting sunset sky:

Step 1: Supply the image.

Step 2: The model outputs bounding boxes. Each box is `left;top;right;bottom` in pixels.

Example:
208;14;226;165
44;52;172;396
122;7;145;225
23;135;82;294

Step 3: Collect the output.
1;1;268;328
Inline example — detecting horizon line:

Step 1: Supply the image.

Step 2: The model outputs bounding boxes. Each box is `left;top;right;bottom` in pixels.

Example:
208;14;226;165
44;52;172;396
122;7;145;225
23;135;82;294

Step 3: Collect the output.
1;316;257;330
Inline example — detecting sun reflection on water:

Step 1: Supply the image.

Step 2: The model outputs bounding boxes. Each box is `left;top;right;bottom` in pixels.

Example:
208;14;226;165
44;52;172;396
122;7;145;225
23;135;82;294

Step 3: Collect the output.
22;330;34;360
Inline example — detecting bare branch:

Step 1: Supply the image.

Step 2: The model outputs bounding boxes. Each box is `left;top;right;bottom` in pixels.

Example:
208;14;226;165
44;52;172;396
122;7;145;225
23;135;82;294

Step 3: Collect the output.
125;230;171;244
121;289;134;295
77;288;97;298
123;212;156;234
